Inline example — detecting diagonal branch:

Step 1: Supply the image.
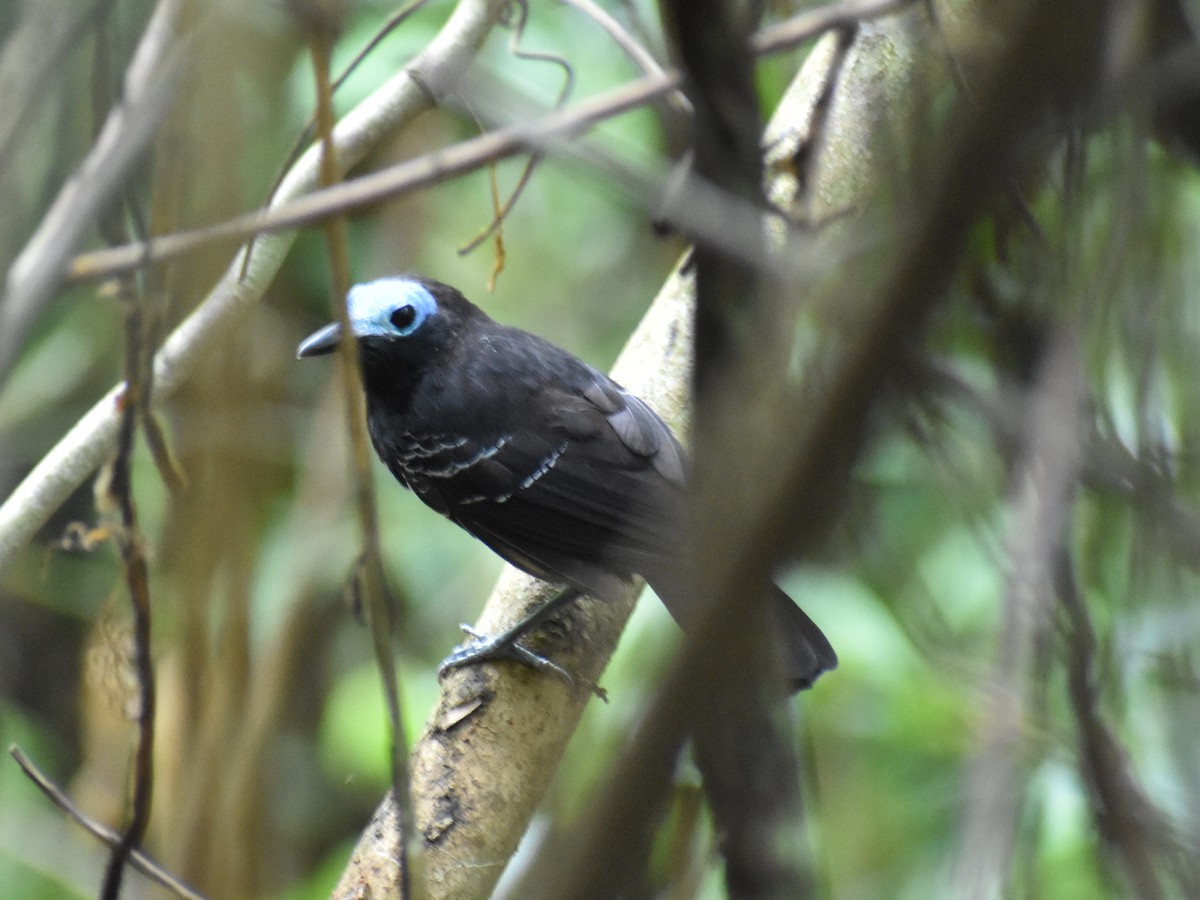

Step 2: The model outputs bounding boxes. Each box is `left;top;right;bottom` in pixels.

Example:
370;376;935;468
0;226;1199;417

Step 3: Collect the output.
9;745;205;900
0;0;510;573
62;0;915;285
0;0;186;380
335;4;920;892
953;333;1086;898
304;5;416;895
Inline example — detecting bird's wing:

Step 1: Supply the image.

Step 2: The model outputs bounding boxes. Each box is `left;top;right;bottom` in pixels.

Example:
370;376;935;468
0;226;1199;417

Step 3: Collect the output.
389;376;685;598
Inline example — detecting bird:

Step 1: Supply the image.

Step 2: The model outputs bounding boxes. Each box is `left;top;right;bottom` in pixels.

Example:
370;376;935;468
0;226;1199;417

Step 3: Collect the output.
297;275;836;690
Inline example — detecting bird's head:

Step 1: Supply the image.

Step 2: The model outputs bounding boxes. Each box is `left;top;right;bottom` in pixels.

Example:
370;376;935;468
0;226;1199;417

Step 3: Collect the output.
296;277;452;364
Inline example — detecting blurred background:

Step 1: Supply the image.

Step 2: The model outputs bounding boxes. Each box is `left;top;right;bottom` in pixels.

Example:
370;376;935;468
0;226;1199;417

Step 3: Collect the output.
2;0;1200;897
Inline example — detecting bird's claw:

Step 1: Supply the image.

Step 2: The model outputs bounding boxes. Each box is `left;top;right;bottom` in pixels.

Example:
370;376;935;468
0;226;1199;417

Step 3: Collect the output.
438;623;577;687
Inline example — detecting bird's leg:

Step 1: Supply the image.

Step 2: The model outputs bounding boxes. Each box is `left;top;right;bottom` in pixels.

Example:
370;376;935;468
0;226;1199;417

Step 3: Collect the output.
438;587;584;685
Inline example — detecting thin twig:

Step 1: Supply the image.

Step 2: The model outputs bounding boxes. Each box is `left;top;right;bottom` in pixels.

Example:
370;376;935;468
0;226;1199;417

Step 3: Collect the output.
306;12;415;896
0;0;510;574
9;745;206;900
97;280;159;900
560;0;674;86
750;0;911;55
238;0;434;281
65;0;918;285
456;0;574;260
0;0;187;380
1057;555;1173;899
140;410;186;491
84;6;173;895
953;333;1085;898
69;69;675;278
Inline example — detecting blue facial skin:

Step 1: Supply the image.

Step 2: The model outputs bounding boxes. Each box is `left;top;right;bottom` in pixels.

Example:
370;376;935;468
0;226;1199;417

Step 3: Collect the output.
346;278;440;340
295;278;441;358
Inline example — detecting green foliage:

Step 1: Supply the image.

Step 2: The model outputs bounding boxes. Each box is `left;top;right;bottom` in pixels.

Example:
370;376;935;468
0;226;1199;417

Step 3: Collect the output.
3;1;1200;898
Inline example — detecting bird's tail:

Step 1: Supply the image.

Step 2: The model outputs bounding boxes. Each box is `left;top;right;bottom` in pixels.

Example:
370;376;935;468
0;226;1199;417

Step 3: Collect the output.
768;585;837;691
645;569;837;692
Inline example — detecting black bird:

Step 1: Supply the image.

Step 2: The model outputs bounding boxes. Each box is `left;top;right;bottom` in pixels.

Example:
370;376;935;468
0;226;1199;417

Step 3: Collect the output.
298;276;836;690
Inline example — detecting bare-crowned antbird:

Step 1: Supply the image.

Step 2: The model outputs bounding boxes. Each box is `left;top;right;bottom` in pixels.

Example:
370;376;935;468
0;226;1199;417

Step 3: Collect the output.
298;276;836;689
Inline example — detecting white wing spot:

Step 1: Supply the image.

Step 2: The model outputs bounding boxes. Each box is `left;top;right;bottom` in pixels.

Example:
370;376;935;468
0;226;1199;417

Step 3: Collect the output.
422;434;512;478
446;437;556;504
476;434;510;461
519;441;568;490
397;433;469;462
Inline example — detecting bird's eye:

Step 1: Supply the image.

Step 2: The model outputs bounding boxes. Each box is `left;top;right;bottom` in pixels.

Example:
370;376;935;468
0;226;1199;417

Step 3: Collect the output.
390;305;417;330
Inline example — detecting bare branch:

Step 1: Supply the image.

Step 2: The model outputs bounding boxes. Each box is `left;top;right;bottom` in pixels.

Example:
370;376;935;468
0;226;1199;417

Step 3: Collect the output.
303;4;416;894
63;0;917;285
337;2;925;892
0;0;187;379
9;745;205;900
0;0;511;572
953;334;1086;898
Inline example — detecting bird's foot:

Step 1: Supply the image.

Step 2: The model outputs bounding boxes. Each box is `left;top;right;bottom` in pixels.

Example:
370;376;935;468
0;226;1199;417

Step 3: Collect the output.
439;624;575;684
438;625;607;701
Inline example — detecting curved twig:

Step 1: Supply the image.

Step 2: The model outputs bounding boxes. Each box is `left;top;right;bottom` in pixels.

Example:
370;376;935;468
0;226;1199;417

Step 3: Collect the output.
238;0;435;281
560;0;675;87
10;745;205;900
0;0;186;381
0;0;511;572
456;0;574;260
62;0;916;286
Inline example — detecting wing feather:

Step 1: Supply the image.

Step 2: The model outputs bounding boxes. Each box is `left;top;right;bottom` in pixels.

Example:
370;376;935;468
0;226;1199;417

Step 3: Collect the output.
375;371;685;595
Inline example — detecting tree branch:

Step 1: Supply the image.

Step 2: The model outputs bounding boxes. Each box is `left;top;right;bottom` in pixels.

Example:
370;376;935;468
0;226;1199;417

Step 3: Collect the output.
9;745;204;900
0;0;185;380
953;333;1086;898
61;0;914;285
508;0;1116;896
333;5;917;893
0;0;510;572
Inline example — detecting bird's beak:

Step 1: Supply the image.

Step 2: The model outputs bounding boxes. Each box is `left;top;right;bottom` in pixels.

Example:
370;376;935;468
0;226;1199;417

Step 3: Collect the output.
296;322;343;359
